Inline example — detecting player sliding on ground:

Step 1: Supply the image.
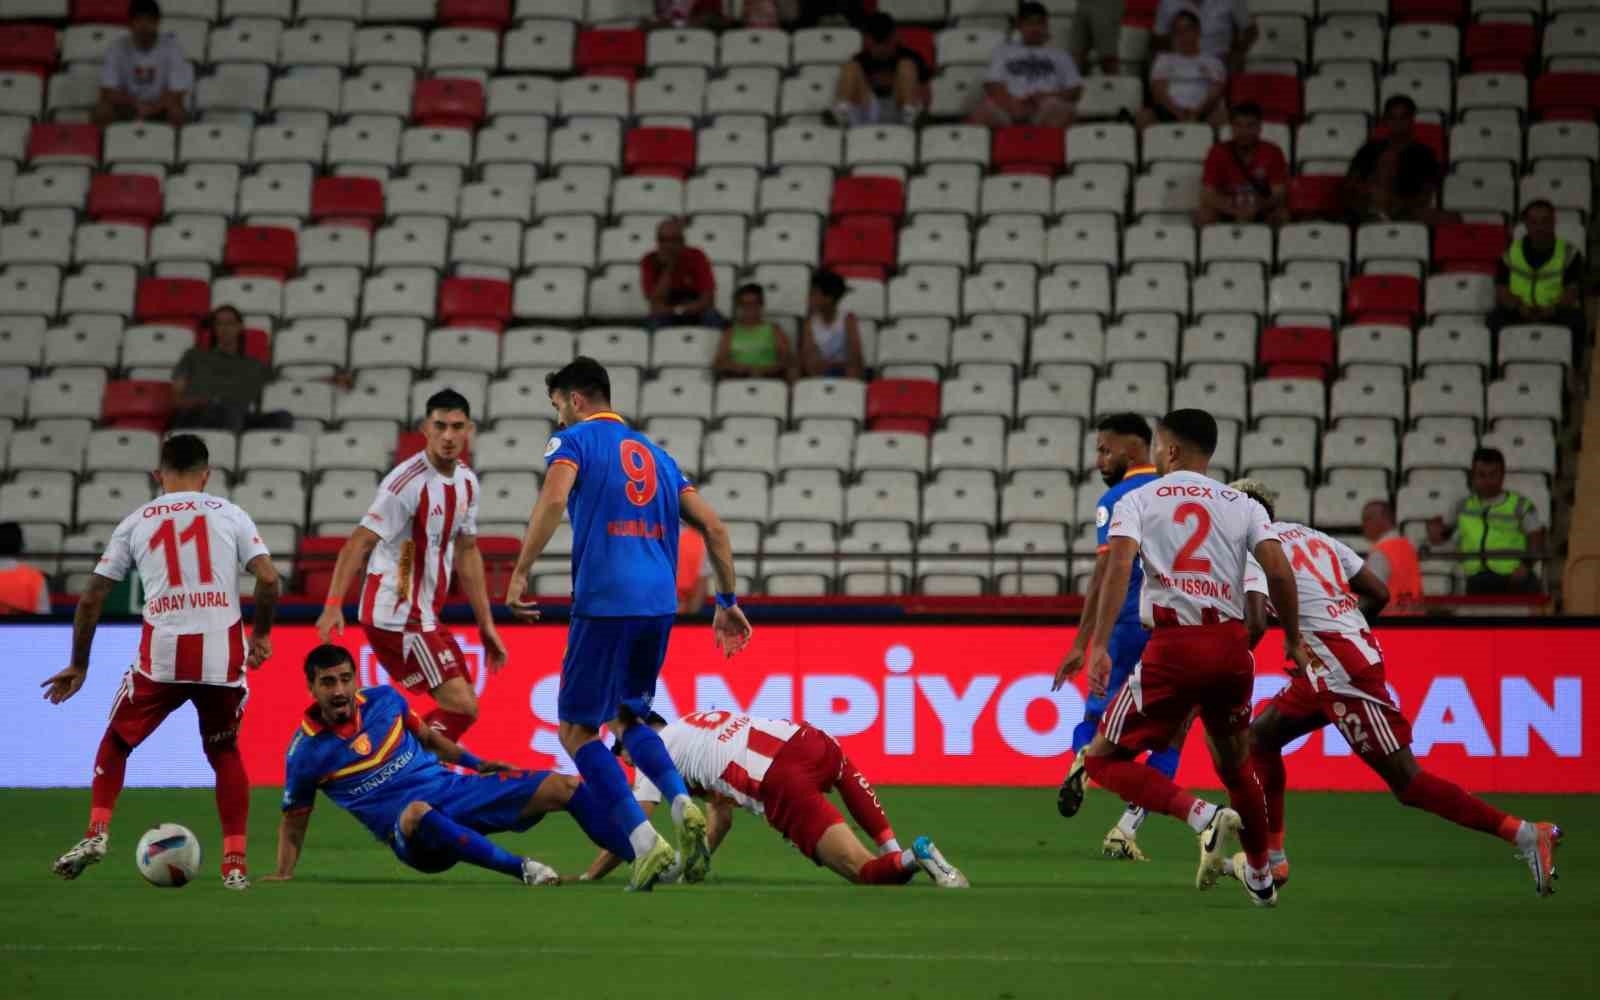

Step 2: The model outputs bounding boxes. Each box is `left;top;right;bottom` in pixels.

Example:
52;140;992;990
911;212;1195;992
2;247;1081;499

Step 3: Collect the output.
267;644;628;886
44;434;280;889
504;357;754;892
581;710;969;888
1059;409;1309;907
1226;480;1563;897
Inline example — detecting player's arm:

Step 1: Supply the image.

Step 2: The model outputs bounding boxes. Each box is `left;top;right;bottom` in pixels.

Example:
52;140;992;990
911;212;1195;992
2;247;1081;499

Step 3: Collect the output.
41;574;116;704
582;799;657;882
245;553;280;669
1348;565;1389;622
1053;548;1108;690
680;487;753;657
1245;592;1270;650
265;807;312;881
410;713;513;773
1082;537;1138;697
314;526;381;639
1253;538;1307;670
452;534;507;672
506;461;576;620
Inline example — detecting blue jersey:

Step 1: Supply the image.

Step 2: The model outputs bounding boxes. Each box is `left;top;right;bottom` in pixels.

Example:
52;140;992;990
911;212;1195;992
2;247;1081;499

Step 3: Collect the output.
1095;465;1159;626
545;411;692;618
282;686;454;840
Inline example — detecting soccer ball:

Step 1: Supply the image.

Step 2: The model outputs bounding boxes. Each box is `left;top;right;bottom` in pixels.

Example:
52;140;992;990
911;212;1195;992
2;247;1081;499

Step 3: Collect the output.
135;824;202;888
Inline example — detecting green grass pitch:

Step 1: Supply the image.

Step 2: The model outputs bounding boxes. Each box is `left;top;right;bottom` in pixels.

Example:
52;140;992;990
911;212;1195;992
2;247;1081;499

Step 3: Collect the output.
2;787;1594;999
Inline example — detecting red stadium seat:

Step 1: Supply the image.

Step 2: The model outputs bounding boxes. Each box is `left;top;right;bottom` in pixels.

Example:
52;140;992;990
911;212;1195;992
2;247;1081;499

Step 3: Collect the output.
73;0;129;22
1390;0;1462;23
823;216;897;277
1346;274;1421;326
413;77;485;129
27;123;99;165
1230;73;1301;123
575;29;645;73
831;175;905;218
296;536;359;602
993;126;1065;175
895;27;936;73
102;379;175;432
87;173;161;225
439;277;511;329
866;379;939;435
1374;122;1446;168
1122;0;1158;28
1288;175;1343;220
437;0;510;29
0;24;57;74
198;325;271;364
224;226;298;280
311;176;384;230
1259;326;1334;379
1464;22;1534;73
469;536;523;601
624;127;695;177
1435;223;1508;275
136;277;209;326
1532;73;1600;121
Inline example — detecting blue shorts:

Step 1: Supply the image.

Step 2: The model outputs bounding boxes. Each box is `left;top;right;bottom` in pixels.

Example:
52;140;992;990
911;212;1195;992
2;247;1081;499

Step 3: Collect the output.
558;614;674;729
1085;621;1151;717
388;769;552;873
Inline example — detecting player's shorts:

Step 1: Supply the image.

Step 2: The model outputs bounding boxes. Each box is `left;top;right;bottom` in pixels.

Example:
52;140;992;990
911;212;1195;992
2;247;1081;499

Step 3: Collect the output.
107;669;247;750
1270;669;1413;759
1099;621;1253;753
1084;621;1151;718
364;625;469;695
759;724;848;863
558;614;674;729
387;769;553;873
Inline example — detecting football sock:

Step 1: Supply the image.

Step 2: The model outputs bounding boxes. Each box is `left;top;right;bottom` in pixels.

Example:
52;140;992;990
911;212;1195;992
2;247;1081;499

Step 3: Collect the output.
204;744;250;872
1251;743;1288;846
858;851;917;885
413;808;524;879
423;709;475;743
837;759;897;849
1396;770;1515;841
1069;713;1100;755
564;782;635;860
1117;806;1148;837
87;729;131;837
1221;759;1271;869
620;724;690;818
571;740;647;862
1084;755;1202;827
1145;745;1181;780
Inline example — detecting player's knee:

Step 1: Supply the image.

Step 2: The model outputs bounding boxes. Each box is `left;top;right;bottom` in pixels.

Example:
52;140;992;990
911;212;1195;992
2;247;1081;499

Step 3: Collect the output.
398;801;433;836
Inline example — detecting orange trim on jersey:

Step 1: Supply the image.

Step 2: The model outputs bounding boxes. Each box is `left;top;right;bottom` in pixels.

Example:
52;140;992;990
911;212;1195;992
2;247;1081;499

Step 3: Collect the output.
319;716;405;784
300;691;366;736
549;457;579;472
1096;544;1109;554
583;412;627;424
679;483;696;494
1125;465;1157;477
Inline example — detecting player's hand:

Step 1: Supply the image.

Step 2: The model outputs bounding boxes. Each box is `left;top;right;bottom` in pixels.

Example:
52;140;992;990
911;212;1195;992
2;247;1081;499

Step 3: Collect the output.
481;625;509;673
246;633;272;670
316;603;345;642
712;604;753;658
1086;648;1113;699
41;665;88;704
505;574;540;622
1053;644;1088;691
260;872;293;882
1284;637;1313;678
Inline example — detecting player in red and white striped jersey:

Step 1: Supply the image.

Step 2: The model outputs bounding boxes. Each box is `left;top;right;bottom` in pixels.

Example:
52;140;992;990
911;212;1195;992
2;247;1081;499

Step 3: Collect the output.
1231;480;1562;897
582;710;969;888
316;389;508;743
43;435;280;889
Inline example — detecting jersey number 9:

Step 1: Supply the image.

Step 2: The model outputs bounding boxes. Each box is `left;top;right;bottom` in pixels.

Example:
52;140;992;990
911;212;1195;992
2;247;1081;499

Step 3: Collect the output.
620;439;658;507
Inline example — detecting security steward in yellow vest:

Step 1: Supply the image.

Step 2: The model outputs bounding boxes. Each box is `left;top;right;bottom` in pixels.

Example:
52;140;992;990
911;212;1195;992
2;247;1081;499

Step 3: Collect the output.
1491;199;1587;347
1427;448;1546;595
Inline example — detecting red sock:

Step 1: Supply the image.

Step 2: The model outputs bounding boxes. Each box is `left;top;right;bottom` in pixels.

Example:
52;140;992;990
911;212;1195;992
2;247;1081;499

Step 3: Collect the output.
1397;770;1517;843
836;759;897;848
857;852;917;885
424;709;475;743
88;730;131;837
1221;759;1270;869
1251;743;1287;848
1084;755;1196;821
206;746;250;873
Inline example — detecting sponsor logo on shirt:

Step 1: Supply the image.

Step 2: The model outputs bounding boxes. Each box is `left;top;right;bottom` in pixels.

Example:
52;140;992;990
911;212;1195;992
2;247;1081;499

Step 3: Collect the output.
544;437;562;458
1004;53;1065;81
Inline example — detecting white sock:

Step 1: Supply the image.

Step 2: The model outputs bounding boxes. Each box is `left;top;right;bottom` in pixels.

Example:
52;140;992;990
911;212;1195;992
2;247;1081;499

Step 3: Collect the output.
1244;862;1274;891
898;848;916;869
1515;821;1537;851
628;821;658;859
1186;800;1219;833
1117;806;1147;836
880;837;902;855
1269;848;1288;865
670;794;691;826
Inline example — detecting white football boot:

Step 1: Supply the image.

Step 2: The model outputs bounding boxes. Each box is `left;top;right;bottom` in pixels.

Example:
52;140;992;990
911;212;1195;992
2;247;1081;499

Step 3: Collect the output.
521;858;560;886
52;834;107;880
913;836;970;889
1195;807;1240;890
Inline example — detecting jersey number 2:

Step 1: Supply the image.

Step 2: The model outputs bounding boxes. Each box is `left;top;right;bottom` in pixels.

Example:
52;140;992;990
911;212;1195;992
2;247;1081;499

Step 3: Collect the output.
619;440;658;507
1172;502;1213;573
149;515;214;586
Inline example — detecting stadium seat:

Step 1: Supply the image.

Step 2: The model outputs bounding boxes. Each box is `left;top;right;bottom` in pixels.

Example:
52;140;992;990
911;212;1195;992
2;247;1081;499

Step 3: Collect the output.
822;216;896;276
623;127;694;178
413;78;485;130
992;126;1065;176
0;24;57;75
1434;223;1507;274
575;28;645;74
101;379;174;432
1230;73;1302;122
1287;175;1344;220
1259;326;1334;379
1532;73;1600;121
223;225;297;280
1346;274;1421;326
866;380;940;436
86;173;161;227
311;176;384;230
136;276;209;326
438;277;511;330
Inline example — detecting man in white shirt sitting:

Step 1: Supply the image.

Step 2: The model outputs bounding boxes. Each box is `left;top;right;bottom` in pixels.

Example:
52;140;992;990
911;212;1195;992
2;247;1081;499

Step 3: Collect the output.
969;2;1084;129
1136;11;1229;130
1153;0;1256;73
94;0;193;127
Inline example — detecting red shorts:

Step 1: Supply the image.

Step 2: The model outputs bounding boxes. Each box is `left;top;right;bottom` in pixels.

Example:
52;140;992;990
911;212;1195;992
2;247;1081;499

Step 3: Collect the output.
759;723;848;863
1099;621;1254;752
1271;668;1413;758
364;625;469;695
107;669;247;750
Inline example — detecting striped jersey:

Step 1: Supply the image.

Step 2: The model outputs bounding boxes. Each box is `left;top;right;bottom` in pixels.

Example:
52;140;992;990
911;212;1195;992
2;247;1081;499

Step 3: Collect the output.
358;454;480;633
94;491;270;686
632;711;802;815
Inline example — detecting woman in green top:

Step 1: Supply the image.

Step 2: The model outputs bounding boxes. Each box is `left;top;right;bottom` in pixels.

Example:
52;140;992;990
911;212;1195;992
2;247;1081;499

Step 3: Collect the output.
713;283;796;381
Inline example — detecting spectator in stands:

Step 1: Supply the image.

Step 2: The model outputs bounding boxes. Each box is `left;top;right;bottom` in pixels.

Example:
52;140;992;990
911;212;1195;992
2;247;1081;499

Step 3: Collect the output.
1343;95;1459;227
1360;499;1423;614
969;3;1083;129
830;11;931;126
1491;199;1588;344
170;305;292;433
800;269;866;379
791;1;869;29
1135;11;1228;131
0;522;50;616
1196;102;1288;225
1427;447;1546;595
715;283;796;381
641;218;722;332
1153;0;1256;72
650;0;734;29
1068;0;1122;75
677;526;710;615
93;0;192;127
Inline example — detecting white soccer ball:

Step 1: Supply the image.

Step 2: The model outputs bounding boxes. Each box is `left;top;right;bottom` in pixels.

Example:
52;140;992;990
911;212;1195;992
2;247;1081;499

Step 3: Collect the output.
135;823;202;888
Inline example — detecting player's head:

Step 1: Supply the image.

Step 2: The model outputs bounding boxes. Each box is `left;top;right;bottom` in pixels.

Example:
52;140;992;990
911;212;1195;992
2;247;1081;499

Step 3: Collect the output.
546;356;612;427
1016;1;1050;44
1094;412;1152;487
420;388;473;468
1469;446;1506;498
157;433;210;493
1228;478;1279;522
304;644;359;724
1361;498;1396;541
129;0;161;48
1152;408;1217;475
1229;102;1263;149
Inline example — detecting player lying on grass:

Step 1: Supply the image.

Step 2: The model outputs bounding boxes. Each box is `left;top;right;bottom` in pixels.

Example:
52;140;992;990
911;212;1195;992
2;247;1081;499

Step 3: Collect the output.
267;644;630;887
1226;480;1562;897
580;709;969;888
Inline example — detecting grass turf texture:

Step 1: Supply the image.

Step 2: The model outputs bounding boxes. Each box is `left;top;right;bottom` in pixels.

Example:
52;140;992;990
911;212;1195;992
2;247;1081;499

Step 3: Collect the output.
2;787;1594;999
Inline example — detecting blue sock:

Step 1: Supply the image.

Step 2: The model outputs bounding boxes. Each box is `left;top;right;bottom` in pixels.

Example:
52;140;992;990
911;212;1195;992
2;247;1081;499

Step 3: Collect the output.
572;740;647;861
565;782;635;860
621;724;690;806
1071;713;1101;755
1145;745;1181;781
414;808;524;880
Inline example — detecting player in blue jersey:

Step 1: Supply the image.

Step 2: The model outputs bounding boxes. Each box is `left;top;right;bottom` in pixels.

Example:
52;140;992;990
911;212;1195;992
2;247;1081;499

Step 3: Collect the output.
1051;413;1183;861
265;644;629;885
504;357;754;892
